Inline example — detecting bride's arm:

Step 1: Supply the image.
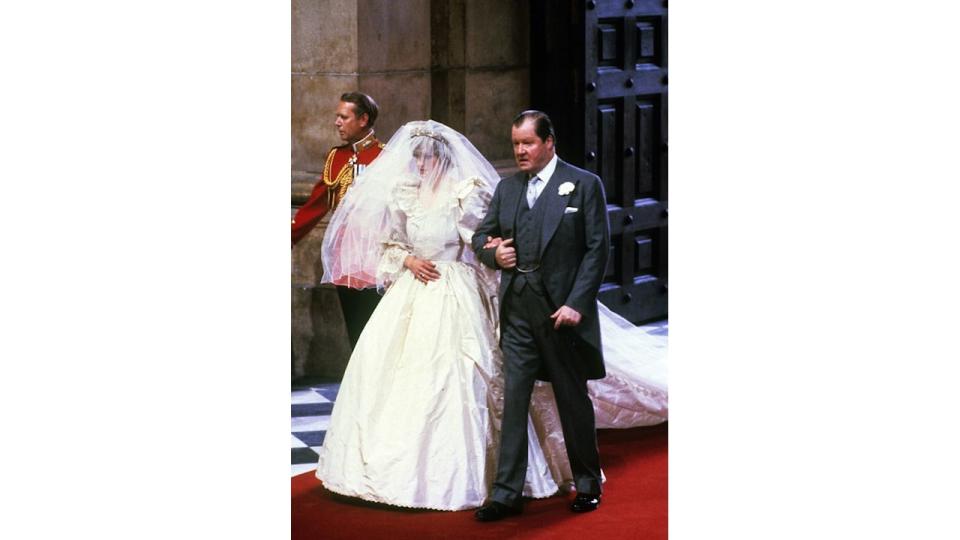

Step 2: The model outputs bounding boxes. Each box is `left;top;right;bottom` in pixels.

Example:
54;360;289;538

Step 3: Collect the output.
375;180;418;289
456;177;500;321
456;177;492;246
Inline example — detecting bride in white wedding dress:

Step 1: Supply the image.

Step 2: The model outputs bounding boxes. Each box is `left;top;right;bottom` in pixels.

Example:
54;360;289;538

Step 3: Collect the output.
315;120;666;511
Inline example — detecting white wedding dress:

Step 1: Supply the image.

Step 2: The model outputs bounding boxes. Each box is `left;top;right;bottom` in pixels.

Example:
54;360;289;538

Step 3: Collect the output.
315;176;668;511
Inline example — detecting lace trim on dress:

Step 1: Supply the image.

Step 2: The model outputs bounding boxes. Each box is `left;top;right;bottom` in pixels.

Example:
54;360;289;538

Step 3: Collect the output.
375;177;420;288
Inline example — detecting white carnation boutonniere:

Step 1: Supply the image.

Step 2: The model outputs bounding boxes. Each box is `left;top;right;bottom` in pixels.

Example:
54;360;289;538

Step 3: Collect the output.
558;181;575;196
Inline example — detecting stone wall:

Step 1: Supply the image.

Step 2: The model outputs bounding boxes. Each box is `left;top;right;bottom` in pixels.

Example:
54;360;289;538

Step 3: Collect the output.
292;0;529;379
431;0;530;164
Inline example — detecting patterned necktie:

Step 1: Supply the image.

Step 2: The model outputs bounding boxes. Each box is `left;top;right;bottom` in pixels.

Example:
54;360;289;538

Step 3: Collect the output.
527;176;541;208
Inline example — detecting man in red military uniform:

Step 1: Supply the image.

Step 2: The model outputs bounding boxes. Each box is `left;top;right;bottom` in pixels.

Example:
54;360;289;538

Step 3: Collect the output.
292;92;384;245
292;92;385;349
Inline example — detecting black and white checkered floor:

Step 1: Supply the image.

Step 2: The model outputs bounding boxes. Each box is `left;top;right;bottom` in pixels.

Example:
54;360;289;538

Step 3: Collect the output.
291;381;340;477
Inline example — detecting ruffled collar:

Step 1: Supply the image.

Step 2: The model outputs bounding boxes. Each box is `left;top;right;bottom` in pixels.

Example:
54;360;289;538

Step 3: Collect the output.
395;175;483;217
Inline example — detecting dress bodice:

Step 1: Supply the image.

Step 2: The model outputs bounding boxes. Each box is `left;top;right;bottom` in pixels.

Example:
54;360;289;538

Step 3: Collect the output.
376;175;494;292
403;199;463;262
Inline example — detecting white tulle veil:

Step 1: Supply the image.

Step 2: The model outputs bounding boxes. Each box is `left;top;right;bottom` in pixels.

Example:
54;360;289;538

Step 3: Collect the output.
320;119;500;289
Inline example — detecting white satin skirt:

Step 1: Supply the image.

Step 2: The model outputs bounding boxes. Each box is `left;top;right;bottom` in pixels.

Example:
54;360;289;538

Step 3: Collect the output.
316;262;570;511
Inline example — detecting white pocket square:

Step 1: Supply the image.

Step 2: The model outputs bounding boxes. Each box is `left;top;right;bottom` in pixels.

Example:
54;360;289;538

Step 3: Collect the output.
564;207;579;214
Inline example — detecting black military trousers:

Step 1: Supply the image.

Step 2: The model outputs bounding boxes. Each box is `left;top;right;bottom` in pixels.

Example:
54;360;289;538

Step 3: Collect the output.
491;273;602;507
335;286;381;350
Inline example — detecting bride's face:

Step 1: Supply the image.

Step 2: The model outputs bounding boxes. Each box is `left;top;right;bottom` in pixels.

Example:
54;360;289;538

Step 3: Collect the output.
413;145;440;178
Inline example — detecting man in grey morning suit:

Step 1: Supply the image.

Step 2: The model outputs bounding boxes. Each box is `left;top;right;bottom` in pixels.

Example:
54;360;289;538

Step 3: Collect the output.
473;111;610;521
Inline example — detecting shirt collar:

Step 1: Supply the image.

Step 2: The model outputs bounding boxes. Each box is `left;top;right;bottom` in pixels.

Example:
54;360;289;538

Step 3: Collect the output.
351;130;376;153
531;153;559;183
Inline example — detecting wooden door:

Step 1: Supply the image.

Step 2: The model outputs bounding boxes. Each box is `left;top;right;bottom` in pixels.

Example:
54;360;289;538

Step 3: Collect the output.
531;0;667;324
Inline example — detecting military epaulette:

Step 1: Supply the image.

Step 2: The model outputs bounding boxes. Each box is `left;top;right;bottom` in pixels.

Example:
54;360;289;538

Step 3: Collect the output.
321;147;340;186
353;135;380;154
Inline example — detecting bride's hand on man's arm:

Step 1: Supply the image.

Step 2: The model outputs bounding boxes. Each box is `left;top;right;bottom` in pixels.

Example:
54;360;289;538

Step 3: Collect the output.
483;236;503;249
404;255;441;284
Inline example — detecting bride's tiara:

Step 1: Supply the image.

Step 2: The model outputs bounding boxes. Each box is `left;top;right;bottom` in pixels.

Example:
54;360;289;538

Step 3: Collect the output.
410;126;447;144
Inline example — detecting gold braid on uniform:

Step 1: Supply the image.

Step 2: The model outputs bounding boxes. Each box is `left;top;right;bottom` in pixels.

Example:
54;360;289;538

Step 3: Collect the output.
321;138;382;209
336;159;355;203
321;147;357;209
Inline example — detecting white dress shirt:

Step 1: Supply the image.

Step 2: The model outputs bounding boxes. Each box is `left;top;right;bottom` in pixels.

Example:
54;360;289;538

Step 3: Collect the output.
527;153;559;207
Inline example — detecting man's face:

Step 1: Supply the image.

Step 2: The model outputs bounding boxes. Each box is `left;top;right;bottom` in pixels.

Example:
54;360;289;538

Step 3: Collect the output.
511;119;554;174
335;101;368;144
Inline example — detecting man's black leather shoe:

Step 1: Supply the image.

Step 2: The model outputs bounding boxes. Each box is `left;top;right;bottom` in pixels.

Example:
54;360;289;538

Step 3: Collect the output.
474;501;522;522
570;493;601;513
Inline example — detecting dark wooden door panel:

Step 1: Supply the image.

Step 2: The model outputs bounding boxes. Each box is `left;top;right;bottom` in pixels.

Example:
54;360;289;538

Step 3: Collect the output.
596;100;624;202
533;0;667;324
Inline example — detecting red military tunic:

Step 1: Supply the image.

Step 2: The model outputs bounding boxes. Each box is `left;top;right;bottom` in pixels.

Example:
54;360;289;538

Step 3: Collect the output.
291;131;384;246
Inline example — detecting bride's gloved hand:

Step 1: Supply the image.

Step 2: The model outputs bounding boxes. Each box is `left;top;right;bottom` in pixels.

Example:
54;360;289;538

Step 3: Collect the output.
404;255;441;284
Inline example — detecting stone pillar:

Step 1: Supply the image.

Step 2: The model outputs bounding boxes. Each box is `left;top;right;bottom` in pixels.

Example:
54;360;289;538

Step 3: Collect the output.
357;0;433;139
431;0;530;165
291;0;432;380
430;0;467;134
292;0;359;174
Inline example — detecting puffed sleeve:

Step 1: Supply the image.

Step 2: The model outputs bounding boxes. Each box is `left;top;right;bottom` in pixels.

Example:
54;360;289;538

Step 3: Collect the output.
454;177;500;323
375;176;419;288
455;176;493;245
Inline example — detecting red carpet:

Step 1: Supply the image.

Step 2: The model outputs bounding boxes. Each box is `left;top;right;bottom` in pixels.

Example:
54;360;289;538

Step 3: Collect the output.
292;423;667;539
